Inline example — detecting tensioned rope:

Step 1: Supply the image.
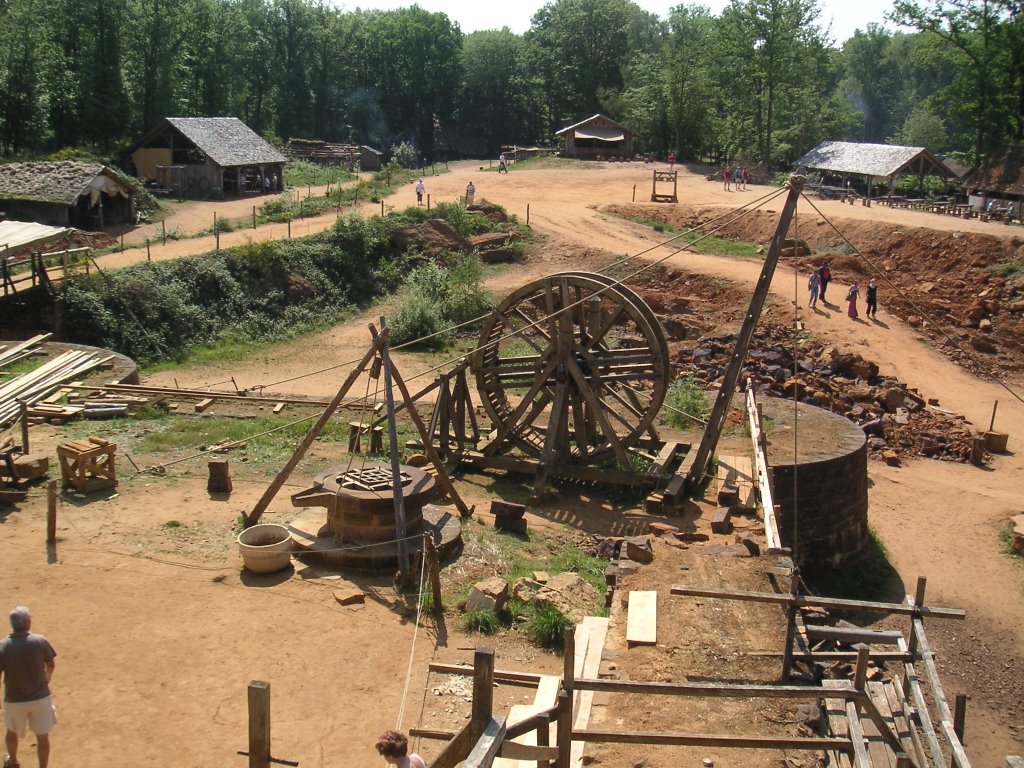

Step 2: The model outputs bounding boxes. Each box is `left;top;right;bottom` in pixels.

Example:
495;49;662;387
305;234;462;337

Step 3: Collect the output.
394;547;428;731
244;186;787;394
137;188;787;474
801;194;1024;407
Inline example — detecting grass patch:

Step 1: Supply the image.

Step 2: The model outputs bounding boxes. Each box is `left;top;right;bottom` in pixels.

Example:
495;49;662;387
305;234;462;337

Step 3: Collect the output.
612;213;763;259
284;159;355;188
526;603;572;648
801;529;902;603
504;155;599;171
462;608;501;634
162;520;183;529
2;356;46;377
1000;521;1023;560
991;254;1024;280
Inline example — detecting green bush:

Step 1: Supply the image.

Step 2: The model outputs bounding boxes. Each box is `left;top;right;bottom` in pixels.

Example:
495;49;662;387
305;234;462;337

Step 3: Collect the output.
665;374;710;427
526;603;572;648
390;141;418;168
389;293;449;349
462;608;501;634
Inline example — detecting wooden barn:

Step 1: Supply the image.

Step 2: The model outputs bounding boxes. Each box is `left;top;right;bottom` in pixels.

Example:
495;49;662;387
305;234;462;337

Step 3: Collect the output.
0;162;136;230
962;144;1024;214
130;117;286;198
555;114;634;159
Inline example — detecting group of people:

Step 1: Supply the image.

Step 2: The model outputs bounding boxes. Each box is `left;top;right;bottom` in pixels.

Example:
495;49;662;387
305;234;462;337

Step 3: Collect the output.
807;259;879;320
414;179;477;207
723;165;751;191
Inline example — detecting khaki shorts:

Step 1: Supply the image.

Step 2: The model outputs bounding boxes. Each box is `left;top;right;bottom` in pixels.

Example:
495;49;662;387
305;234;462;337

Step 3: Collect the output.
3;696;57;736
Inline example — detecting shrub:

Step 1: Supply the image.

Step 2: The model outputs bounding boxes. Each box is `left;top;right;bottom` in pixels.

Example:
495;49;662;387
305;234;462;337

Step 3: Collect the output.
462;608;501;634
526;603;572;648
389;293;449;349
390;141;418;168
665;374;710;427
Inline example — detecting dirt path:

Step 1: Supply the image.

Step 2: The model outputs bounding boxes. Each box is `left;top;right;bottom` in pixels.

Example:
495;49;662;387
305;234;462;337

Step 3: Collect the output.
91;160;1024;762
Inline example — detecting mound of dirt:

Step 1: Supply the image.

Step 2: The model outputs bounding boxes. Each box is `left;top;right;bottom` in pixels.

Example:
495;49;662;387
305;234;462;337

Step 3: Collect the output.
606;203;1024;375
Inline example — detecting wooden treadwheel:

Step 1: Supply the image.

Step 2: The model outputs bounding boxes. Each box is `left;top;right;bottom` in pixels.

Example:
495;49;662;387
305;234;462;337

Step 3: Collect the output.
472;271;669;472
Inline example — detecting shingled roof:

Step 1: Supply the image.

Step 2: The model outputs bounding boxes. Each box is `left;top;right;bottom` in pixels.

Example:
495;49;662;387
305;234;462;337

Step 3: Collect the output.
0;161;131;205
796;141;950;179
963;145;1024;195
163;117;286;167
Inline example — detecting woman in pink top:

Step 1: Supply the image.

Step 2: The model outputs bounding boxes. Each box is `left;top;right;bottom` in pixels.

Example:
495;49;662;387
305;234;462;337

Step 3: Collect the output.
376;730;427;768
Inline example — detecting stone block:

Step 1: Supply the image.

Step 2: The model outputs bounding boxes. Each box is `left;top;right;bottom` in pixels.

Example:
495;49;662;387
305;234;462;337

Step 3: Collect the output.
333;588;366;606
624;536;654;564
495;516;528;534
511;577;542;602
467;577;509;613
710;507;733;534
717;484;740;506
675;531;709;543
648;521;680;537
532;570;550;584
534;572;600;623
616;560;640;578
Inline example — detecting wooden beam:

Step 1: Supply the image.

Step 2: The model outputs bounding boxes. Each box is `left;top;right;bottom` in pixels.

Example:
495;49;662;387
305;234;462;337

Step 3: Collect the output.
465;717;507;768
428;663;546;687
573;730;852;750
806;625;904;646
573;677;860;699
429;722;473;768
497;742;559;761
472;648;496;743
247;680;271;768
670;584;965;619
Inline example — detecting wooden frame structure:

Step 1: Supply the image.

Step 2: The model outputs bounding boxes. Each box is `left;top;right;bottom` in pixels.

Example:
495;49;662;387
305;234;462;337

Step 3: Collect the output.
57;436;117;492
650;170;678;203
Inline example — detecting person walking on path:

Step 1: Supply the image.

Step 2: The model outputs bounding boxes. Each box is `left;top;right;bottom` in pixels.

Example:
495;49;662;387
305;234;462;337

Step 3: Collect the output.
846;282;860;319
735;166;744;190
742;166;751;188
465;180;476;206
498;153;508;173
723;167;732;191
808;270;822;308
668;153;676;170
818;260;832;302
866;279;878;318
415;179;425;206
376;730;426;768
1;607;57;768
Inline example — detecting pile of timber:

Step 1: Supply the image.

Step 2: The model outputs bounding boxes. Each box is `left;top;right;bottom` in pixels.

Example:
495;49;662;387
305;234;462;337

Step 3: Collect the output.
284;138;360;165
0;334;52;374
679;324;975;463
0;348;107;427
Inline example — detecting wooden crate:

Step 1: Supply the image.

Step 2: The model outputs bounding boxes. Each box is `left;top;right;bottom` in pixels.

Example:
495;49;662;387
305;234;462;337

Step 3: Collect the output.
57;436;117;492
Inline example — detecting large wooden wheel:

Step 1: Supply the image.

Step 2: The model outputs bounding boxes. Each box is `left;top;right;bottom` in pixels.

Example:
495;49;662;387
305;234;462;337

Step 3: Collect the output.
473;271;670;472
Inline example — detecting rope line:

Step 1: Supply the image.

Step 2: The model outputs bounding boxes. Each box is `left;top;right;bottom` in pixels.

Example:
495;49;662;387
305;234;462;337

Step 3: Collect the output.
395;542;428;731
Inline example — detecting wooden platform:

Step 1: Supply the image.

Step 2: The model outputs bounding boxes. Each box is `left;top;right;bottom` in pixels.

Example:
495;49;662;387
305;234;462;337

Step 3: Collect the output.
626;591;657;646
571;616;609;768
717;454;755;509
824;679;916;768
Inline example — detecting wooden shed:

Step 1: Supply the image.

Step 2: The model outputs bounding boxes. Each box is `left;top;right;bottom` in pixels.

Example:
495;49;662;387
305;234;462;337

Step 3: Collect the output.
130;117;286;198
795;141;951;198
0;162;136;230
555;114;634;160
962;144;1024;214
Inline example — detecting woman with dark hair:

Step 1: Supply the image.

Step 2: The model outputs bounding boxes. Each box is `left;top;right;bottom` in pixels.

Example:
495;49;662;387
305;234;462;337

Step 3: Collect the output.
376;730;427;768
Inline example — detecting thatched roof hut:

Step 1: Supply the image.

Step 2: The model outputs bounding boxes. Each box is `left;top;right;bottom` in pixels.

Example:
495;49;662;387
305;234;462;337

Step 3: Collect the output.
0;161;136;230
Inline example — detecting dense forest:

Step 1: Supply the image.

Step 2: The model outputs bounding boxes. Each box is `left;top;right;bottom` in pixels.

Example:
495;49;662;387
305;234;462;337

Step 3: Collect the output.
1;0;1022;167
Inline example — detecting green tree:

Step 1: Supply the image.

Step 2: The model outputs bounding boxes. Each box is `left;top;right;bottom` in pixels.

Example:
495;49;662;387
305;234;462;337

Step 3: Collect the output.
0;0;49;153
891;105;948;150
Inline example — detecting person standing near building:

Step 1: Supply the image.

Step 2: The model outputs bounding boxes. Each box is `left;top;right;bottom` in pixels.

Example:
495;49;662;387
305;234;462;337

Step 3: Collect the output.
1;607;57;768
723;166;732;191
415;179;425;206
865;279;878;319
742;166;751;188
465;180;476;206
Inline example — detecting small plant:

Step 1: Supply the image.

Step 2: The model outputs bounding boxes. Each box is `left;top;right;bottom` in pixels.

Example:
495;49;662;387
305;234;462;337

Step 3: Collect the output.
665;374;711;427
526;603;572;648
390;141;418;169
389;293;449;348
462;608;501;634
163;520;183;529
1001;521;1023;560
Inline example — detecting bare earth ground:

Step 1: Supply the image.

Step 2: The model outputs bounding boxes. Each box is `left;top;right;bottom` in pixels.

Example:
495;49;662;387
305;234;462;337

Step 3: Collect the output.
4;160;1024;766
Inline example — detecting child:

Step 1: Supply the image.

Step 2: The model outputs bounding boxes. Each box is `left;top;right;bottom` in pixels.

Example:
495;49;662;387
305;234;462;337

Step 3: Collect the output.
376;730;427;768
808;270;821;308
866;279;878;318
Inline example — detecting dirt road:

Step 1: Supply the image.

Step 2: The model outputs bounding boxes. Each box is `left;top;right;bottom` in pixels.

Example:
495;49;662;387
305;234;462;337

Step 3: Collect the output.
73;160;1024;762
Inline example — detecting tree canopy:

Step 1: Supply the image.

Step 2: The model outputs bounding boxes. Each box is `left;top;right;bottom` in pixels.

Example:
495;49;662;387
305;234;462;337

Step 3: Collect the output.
0;0;1019;166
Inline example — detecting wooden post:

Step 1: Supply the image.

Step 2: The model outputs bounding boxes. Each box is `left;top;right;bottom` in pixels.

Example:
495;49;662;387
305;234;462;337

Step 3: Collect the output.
908;577;927;656
780;567;800;682
19;399;29;452
248;680;271;768
46;480;57;544
954;693;967;744
162;220;166;245
146;239;151;261
380;317;411;584
989;400;999;431
555;689;571;768
632;184;636;202
287;218;291;239
381;200;385;217
563;627;575;696
424;532;443;611
471;648;495;743
527;203;530;226
253;206;257;229
427;194;431;210
535;711;549;768
120;233;124;252
970;435;986;465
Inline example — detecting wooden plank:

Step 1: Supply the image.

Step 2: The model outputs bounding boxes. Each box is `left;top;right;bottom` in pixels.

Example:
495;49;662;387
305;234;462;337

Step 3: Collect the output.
494;675;561;768
807;625;904;646
846;699;872;768
465;716;507;768
823;681;854;768
429;721;474;768
194;397;214;413
648;440;681;475
428;663;546;687
497;742;559;761
626;591;657;646
669;585;965;619
575;677;858;699
572;730;851;750
897;637;948;768
571;616;608;768
272;402;285;414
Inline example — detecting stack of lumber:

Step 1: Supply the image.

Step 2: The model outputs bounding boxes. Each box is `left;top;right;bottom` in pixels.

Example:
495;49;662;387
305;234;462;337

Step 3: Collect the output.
0;349;106;427
0;334;51;374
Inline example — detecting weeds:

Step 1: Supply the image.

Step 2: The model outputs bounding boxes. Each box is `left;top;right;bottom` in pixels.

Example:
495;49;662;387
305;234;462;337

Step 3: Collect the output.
665;374;711;427
1000;521;1023;560
526;603;572;648
462;608;501;634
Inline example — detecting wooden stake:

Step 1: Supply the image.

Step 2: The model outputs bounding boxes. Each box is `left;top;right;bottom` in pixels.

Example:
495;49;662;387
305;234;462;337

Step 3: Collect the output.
954;693;967;744
632;184;636;202
379;317;411;584
247;680;271;768
556;689;571;768
989;400;999;431
287;218;291;239
780;567;800;682
253;206;257;229
527;203;530;226
381;200;385;216
424;531;443;611
46;480;57;544
19;399;29;452
146;239;151;261
563;627;575;695
162;220;166;245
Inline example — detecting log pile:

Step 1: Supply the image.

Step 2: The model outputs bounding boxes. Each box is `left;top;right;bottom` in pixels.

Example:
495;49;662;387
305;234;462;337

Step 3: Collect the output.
0;349;107;427
678;325;976;463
